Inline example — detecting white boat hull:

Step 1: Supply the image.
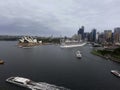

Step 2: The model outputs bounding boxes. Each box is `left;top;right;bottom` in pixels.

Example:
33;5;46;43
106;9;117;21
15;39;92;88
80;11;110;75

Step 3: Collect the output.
60;43;86;48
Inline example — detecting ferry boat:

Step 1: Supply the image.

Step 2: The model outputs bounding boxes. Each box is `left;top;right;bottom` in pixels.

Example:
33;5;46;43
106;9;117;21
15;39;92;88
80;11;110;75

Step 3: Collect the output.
76;51;82;59
6;76;70;90
111;70;120;77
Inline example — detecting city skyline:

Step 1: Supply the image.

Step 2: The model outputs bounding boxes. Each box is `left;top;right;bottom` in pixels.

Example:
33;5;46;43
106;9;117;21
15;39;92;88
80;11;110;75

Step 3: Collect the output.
0;0;120;36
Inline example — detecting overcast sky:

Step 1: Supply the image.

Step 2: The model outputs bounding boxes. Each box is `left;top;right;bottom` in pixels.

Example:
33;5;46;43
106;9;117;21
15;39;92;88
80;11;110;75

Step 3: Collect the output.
0;0;120;36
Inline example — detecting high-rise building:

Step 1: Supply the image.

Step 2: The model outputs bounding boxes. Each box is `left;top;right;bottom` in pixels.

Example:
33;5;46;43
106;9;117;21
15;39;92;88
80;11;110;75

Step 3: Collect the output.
78;26;84;40
91;29;96;42
96;32;99;42
114;27;120;43
84;32;89;41
98;32;105;43
104;30;112;42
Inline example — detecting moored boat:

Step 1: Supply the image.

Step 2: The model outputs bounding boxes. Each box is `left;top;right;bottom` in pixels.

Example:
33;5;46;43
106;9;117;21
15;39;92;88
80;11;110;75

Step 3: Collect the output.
60;42;86;48
111;70;120;77
0;59;4;64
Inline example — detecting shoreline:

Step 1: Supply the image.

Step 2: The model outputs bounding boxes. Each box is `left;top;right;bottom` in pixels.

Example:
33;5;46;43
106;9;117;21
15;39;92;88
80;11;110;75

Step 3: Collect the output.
91;50;120;63
18;43;42;47
18;42;59;47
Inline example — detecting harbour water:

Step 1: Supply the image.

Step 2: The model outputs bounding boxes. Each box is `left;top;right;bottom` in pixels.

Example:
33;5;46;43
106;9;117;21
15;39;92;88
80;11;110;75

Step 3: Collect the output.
0;41;120;90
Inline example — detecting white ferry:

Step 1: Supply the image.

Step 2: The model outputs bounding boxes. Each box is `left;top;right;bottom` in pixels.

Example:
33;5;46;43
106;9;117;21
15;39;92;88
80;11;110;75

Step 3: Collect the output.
6;77;70;90
76;51;82;59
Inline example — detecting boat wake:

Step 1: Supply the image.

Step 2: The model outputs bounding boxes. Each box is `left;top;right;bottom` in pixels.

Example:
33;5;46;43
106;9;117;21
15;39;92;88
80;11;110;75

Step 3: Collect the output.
32;82;70;90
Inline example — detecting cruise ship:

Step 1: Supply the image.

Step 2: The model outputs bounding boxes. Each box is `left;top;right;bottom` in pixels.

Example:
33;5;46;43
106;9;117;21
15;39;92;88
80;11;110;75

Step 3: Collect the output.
60;40;86;48
111;70;120;77
6;77;70;90
60;43;86;48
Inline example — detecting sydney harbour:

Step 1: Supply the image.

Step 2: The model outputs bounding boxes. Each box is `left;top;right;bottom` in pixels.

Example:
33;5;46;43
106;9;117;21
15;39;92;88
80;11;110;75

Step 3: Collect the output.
0;41;120;90
1;0;120;90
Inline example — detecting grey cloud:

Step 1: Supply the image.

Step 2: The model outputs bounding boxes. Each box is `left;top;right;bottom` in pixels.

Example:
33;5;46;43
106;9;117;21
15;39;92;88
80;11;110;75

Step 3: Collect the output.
0;18;60;36
0;0;120;36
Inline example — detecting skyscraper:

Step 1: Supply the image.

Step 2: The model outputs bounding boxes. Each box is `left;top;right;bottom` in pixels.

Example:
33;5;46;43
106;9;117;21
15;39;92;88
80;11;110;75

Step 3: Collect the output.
104;30;112;42
98;32;104;43
114;27;120;43
96;32;99;42
91;29;96;42
78;26;84;40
